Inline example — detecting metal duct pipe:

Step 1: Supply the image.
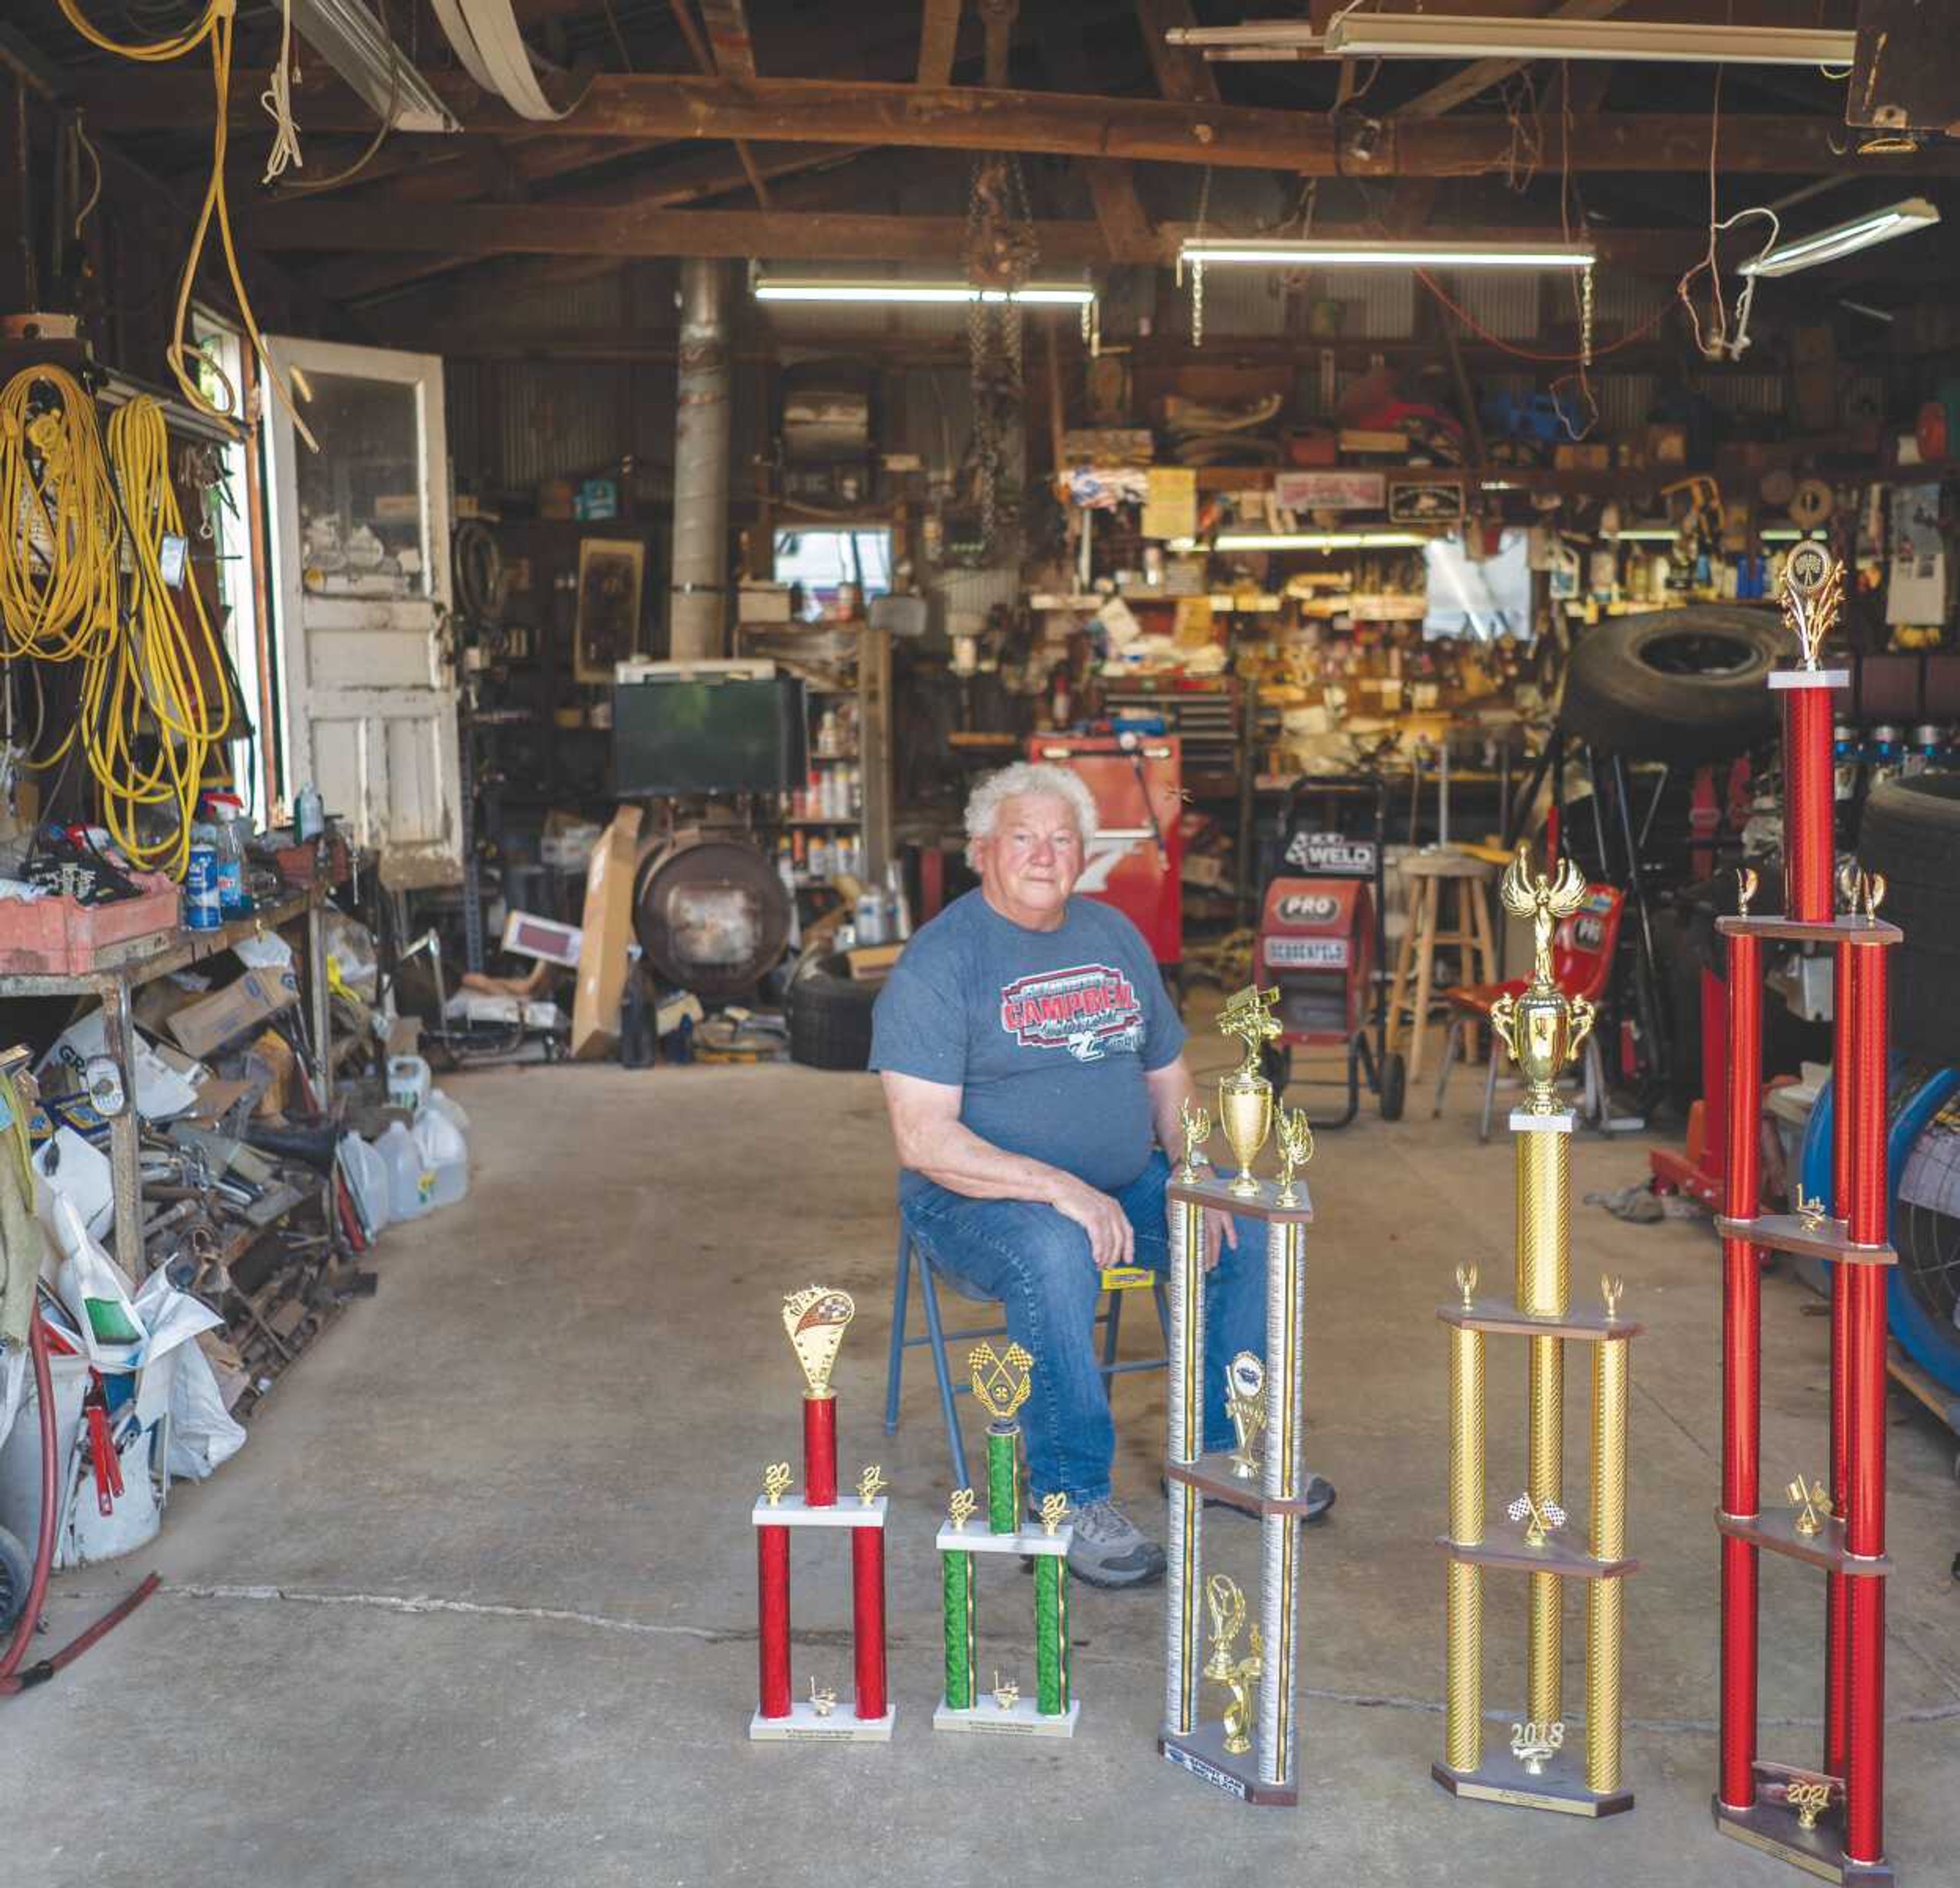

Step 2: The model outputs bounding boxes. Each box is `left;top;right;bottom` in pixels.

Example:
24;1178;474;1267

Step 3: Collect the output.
671;258;732;661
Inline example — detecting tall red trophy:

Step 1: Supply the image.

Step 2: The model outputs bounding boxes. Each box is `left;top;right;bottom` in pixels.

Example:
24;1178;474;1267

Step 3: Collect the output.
749;1286;895;1741
1712;545;1897;1882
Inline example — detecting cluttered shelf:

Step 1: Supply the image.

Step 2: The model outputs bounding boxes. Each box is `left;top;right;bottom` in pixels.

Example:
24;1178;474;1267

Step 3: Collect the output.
0;888;322;999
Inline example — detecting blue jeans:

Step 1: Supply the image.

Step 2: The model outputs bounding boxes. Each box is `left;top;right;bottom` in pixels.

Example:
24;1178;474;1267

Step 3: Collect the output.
901;1150;1269;1506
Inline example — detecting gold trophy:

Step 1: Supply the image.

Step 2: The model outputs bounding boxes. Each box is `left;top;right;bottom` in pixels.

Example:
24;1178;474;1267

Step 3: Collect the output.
1788;1474;1832;1539
1274;1105;1314;1208
1216;985;1282;1198
782;1286;854;1397
1223;1351;1266;1480
1488;849;1595;1117
1782;540;1841;671
1203;1574;1264;1755
1177;1098;1212;1183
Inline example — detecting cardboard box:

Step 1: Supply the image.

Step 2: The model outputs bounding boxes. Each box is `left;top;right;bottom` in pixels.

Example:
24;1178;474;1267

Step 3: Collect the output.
570;805;644;1061
844;943;903;982
165;965;300;1060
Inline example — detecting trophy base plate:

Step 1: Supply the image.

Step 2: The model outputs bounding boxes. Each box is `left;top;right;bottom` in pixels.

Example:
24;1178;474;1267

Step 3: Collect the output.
935;1698;1079;1737
1159;1724;1296;1806
749;1702;895;1742
1713;1795;1894;1885
1431;1750;1633;1819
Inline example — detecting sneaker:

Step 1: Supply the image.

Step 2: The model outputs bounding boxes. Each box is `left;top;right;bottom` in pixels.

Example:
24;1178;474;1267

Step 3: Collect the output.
1059;1498;1167;1589
1158;1470;1337;1523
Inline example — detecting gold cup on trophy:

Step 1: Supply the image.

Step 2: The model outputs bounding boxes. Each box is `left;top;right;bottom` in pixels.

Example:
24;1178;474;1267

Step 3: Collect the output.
1216;985;1282;1198
1224;1351;1266;1479
1488;849;1595;1117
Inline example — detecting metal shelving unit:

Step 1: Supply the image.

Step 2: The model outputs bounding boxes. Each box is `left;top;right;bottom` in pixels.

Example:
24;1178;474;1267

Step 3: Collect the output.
0;888;332;1281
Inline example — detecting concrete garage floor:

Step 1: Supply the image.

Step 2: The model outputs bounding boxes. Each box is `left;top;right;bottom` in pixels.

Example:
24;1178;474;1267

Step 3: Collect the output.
7;1033;1958;1888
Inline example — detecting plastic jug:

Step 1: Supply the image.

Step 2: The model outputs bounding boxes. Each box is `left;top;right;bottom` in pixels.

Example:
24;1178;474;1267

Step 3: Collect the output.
387;1054;432;1115
414;1104;469;1209
207;791;251;917
337;1132;391;1240
378;1120;433;1221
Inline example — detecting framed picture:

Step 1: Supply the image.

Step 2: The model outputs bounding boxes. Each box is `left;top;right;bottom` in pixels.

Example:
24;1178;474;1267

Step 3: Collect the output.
1387;475;1467;527
575;538;646;683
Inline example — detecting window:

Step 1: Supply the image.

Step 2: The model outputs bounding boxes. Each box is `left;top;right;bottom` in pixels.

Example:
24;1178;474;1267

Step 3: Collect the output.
772;527;892;621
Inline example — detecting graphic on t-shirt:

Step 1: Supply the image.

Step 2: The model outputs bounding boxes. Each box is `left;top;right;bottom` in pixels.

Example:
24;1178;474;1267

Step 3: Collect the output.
998;963;1144;1062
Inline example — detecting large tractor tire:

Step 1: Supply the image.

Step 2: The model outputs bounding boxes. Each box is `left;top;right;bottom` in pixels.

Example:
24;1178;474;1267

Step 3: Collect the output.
1558;607;1785;764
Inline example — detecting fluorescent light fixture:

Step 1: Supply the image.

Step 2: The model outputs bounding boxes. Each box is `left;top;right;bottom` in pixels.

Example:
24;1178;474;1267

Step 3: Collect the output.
292;0;458;133
1214;530;1428;551
1609;524;1680;543
753;279;1095;306
1165;22;1322;49
1761;527;1824;543
1324;12;1855;67
1738;199;1940;278
1179;237;1594;271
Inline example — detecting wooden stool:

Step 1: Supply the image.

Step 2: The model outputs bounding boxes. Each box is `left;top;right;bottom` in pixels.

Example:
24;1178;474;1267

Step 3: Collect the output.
1388;849;1499;1083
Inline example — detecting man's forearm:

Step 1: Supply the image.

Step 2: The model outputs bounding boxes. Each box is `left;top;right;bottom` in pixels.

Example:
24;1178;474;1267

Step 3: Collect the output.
901;1116;1079;1205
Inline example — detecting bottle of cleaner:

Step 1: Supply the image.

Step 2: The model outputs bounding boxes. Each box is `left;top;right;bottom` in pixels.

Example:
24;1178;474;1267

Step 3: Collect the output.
207;791;251;917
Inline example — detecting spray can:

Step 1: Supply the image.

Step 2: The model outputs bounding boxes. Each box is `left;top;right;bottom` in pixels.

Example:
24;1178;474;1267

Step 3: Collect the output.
185;803;220;931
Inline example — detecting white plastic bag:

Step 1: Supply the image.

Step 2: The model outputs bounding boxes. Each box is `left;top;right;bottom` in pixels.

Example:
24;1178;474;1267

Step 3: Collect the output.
164;1342;247;1480
50;1196;145;1373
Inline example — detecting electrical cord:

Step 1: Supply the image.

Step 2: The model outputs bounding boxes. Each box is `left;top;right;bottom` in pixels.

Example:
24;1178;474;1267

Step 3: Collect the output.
0;369;233;877
53;0;317;451
260;0;304;183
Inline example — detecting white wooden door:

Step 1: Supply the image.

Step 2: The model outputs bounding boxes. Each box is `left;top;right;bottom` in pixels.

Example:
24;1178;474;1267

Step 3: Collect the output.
264;336;462;889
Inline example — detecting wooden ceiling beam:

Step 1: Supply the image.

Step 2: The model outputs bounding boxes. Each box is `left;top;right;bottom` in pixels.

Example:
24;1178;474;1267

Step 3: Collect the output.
916;0;964;88
1392;0;1634;121
235;200;1711;272
81;73;1958;174
307;143;872;302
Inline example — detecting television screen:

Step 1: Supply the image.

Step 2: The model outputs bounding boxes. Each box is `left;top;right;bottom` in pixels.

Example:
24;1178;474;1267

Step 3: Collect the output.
612;676;809;796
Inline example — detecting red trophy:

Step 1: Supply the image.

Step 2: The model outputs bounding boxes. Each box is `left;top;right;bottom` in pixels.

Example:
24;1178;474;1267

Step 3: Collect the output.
1712;546;1897;1883
749;1286;894;1742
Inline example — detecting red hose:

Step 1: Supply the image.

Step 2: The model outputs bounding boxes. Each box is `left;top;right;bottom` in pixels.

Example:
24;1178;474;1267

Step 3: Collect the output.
0;1315;59;1683
0;1314;160;1695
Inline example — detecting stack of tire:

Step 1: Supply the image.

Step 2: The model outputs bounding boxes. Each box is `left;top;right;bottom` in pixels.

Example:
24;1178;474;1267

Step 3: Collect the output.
787;952;877;1071
1859;773;1960;1064
1857;773;1960;1397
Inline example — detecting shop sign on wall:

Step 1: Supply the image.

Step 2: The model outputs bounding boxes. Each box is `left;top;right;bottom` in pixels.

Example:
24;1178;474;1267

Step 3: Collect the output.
1273;471;1387;513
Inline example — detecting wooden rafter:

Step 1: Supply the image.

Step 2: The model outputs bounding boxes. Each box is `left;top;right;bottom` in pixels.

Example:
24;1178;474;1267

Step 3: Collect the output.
80;74;1958;175
232;200;1712;271
1392;0;1634;121
916;0;964;87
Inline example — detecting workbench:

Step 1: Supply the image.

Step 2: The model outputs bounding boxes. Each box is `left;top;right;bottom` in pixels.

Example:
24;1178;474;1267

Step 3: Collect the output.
0;886;332;1282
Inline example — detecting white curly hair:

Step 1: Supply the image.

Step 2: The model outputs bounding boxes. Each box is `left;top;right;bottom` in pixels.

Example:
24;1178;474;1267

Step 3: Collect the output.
964;762;1098;869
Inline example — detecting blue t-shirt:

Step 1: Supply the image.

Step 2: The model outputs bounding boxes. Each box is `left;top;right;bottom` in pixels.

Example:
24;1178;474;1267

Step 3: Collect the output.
870;889;1186;1200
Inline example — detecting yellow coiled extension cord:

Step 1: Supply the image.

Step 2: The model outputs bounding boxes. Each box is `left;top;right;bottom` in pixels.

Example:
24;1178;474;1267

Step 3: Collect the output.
0;367;232;879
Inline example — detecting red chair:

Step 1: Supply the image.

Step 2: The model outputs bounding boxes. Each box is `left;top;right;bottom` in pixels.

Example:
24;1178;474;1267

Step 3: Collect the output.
1431;884;1625;1141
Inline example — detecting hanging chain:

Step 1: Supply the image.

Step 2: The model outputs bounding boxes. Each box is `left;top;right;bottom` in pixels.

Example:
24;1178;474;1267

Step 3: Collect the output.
965;146;1038;561
1580;263;1594;372
1188;165;1213;349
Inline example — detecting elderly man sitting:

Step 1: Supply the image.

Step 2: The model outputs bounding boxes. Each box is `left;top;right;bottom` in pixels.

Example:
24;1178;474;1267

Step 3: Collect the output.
872;762;1334;1589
